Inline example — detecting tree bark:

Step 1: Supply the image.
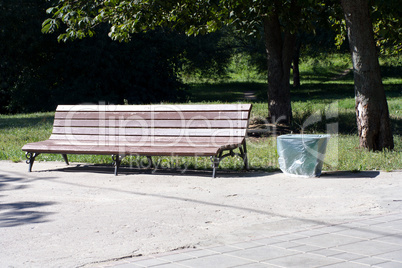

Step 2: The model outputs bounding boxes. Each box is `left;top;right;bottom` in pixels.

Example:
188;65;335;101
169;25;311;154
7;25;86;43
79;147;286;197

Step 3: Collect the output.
263;13;295;125
292;38;301;88
341;0;394;150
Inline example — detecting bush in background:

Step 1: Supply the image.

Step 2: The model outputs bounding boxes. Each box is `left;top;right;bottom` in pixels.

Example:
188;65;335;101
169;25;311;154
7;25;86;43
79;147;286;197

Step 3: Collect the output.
1;1;188;113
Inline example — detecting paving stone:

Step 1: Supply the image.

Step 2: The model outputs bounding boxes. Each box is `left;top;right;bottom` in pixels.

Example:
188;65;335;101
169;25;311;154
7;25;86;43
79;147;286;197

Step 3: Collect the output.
225;245;299;262
373;261;402;268
112;263;143;268
235;262;280;268
252;237;284;246
331;252;367;261
262;252;342;268
371;220;402;231
315;225;350;233
230;241;265;249
127;258;169;267
353;257;389;266
177;254;251;268
293;233;364;248
375;249;402;262
152;263;189;268
336;240;402;256
269;241;303;249
106;212;402;268
373;235;402;245
272;233;306;242
334;226;389;240
310;248;344;257
207;245;242;254
157;253;195;262
342;221;377;229
290;244;324;253
320;261;370;267
184;249;218;258
294;228;328;237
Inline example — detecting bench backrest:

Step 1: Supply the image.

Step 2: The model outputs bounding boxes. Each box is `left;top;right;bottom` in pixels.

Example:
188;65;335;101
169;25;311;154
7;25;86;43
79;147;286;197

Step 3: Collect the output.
50;104;252;145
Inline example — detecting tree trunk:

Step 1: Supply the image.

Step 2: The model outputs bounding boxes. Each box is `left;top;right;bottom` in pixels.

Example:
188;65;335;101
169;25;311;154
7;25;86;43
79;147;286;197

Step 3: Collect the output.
263;13;295;125
341;0;394;150
292;38;301;88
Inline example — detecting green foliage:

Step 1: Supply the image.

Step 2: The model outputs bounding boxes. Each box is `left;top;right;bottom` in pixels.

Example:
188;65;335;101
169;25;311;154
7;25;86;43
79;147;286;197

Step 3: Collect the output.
1;0;192;113
297;53;352;81
331;0;402;55
4;1;257;114
3;27;188;113
180;28;234;80
0;0;50;113
371;0;402;55
42;0;327;42
226;54;266;82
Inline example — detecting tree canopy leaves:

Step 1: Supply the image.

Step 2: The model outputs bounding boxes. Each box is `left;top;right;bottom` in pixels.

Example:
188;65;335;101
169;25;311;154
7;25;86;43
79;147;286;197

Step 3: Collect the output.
43;0;323;41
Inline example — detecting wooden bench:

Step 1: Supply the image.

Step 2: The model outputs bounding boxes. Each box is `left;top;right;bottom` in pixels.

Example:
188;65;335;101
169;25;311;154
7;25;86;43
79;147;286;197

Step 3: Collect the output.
22;104;252;177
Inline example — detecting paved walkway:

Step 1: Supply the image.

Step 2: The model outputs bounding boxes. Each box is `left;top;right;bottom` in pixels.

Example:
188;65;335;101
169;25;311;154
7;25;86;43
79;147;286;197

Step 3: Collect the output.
100;212;402;268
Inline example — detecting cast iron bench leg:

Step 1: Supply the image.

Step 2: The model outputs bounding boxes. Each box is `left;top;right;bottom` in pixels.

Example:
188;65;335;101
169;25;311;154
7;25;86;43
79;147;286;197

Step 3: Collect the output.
26;152;40;172
62;154;69;165
211;158;218;178
112;154;122;176
210;153;222;178
242;140;249;170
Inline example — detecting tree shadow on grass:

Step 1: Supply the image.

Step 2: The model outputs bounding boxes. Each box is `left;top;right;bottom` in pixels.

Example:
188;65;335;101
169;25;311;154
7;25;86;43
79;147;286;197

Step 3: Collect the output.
392;118;402;136
384;84;402;98
188;82;266;102
0;114;54;130
293;111;401;136
381;65;402;80
290;83;355;102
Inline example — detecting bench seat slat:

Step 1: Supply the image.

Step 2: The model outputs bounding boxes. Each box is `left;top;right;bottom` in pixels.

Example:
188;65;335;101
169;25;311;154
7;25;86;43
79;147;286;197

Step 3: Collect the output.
48;134;244;144
22;143;222;156
23;139;243;149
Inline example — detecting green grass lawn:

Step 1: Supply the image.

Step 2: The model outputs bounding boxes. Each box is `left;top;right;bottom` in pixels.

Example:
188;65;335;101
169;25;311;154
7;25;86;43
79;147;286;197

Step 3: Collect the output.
0;53;401;172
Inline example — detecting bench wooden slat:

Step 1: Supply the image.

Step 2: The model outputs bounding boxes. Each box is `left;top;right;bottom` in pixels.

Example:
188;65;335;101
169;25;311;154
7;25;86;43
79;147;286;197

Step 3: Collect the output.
56;104;252;112
51;127;247;137
53;119;248;129
22;143;221;156
24;139;243;149
54;111;251;120
49;134;244;143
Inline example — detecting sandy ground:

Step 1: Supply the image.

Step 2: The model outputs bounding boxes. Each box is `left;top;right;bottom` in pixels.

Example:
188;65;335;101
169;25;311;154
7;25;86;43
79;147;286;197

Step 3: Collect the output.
0;160;401;267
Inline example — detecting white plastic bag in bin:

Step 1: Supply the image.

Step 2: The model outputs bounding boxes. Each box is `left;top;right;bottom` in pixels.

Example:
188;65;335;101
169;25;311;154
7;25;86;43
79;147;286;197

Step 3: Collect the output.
277;134;330;177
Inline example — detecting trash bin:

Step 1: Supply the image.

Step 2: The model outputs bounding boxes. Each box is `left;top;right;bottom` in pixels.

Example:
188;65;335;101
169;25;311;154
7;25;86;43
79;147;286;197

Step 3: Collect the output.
277;134;330;177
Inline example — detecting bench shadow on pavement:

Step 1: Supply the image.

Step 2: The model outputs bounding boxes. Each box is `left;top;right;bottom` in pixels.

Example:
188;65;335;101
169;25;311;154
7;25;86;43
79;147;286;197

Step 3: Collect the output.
40;164;383;179
40;164;275;178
